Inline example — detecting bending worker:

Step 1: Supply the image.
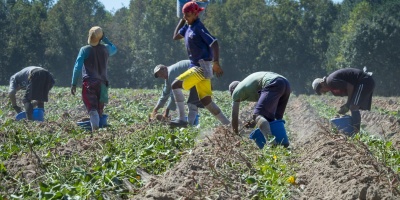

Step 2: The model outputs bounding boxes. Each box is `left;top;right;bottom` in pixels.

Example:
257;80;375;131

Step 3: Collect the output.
229;71;291;147
152;60;203;125
312;67;375;133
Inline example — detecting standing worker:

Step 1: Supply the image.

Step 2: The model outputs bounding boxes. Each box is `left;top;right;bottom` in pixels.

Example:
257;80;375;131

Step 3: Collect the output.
229;72;291;147
170;1;230;127
9;66;55;120
71;26;117;131
312;68;375;133
152;60;203;125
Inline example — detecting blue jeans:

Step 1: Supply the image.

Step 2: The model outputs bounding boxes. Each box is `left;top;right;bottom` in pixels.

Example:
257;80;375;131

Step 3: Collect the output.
177;0;209;19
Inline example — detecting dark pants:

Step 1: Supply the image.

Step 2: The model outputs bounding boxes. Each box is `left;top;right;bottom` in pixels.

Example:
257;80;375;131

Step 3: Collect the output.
82;79;104;116
350;75;374;131
254;77;291;122
23;68;55;104
350;75;375;110
23;69;54;119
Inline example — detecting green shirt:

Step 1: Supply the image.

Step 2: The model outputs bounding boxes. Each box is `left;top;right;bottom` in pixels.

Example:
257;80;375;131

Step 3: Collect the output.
232;72;285;102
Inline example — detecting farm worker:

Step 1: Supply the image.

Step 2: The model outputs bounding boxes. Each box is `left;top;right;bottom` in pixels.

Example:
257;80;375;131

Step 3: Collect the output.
312;67;375;133
9;66;55;120
177;0;209;19
229;72;291;147
152;60;204;125
171;1;230;127
71;26;117;131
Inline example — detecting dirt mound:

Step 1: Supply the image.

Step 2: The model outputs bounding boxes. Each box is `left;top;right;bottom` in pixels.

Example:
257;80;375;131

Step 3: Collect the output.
287;95;399;199
132;126;257;200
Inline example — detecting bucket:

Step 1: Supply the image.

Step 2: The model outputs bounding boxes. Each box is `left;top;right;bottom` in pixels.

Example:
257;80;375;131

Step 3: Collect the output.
249;120;289;149
77;114;108;130
185;114;200;126
330;115;354;135
249;129;266;149
99;114;108;128
76;121;91;131
270;120;289;146
193;114;200;126
15;108;45;121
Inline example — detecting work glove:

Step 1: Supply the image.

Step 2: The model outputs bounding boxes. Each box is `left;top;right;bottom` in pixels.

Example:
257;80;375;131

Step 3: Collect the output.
338;104;349;115
13;105;22;113
244;119;256;128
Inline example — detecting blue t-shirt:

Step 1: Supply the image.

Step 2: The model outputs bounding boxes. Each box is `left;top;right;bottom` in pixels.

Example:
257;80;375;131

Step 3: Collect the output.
178;19;217;67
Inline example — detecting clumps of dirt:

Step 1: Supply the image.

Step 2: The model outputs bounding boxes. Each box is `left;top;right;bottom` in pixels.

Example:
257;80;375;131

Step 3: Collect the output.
133;126;261;200
287;95;400;199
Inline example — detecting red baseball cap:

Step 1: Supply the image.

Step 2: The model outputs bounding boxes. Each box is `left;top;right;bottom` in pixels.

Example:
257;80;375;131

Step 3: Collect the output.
182;1;204;14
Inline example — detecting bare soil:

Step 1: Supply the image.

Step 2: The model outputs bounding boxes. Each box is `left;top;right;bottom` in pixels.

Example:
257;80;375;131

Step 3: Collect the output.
2;94;399;199
132;95;400;199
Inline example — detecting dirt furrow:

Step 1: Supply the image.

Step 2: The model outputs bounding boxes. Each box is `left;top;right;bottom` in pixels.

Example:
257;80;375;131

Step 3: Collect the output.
287;95;399;199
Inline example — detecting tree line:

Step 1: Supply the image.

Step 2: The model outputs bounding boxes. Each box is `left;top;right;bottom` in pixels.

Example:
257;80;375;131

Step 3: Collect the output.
0;0;399;96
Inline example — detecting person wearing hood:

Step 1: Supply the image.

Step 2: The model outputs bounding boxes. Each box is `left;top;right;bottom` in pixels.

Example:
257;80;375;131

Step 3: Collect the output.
71;26;117;131
229;72;291;147
312;68;375;132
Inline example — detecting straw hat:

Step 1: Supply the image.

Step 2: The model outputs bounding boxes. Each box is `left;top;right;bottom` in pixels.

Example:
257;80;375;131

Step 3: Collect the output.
87;26;103;46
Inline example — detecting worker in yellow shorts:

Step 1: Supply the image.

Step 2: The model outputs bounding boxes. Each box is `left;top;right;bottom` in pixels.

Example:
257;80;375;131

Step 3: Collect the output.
170;2;230;127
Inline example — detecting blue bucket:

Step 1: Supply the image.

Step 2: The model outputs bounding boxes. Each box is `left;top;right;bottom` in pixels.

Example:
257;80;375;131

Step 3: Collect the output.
185;114;200;126
193;114;200;126
270;120;289;146
330;115;354;135
249;120;289;149
249;129;266;149
15;108;45;121
77;114;108;130
99;114;108;128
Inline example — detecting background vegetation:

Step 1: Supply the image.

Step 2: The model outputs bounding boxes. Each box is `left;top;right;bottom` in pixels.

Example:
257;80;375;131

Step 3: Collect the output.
0;0;399;95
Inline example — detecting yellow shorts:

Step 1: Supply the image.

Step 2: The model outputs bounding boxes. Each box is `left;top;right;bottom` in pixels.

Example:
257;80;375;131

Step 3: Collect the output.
176;67;212;99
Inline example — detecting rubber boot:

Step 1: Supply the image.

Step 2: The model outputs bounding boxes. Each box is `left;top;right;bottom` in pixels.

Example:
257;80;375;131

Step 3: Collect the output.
351;110;361;133
255;115;273;142
89;110;100;131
